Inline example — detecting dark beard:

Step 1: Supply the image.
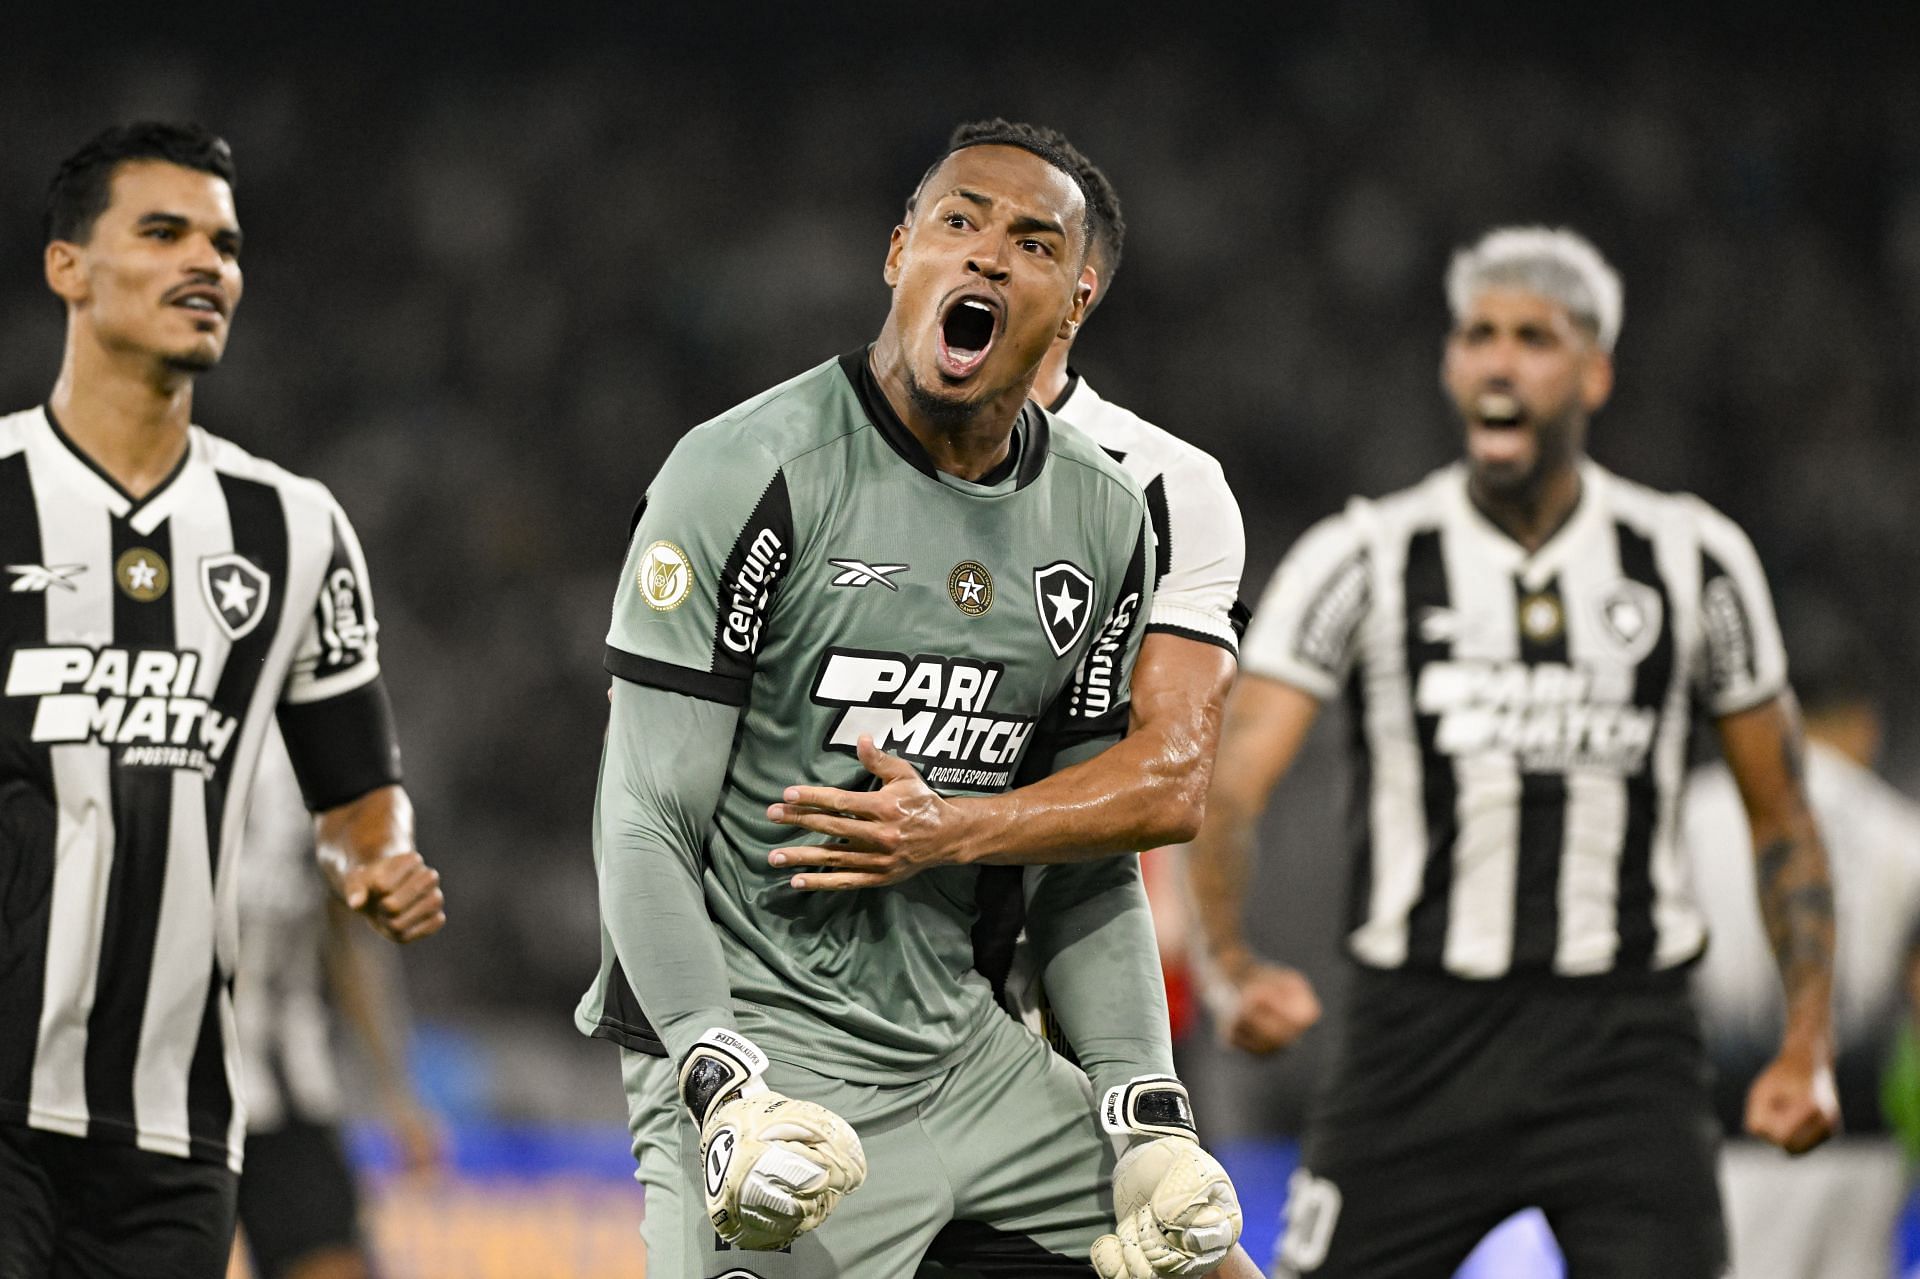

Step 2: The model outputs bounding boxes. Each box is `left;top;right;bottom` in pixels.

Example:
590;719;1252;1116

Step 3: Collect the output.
904;366;984;431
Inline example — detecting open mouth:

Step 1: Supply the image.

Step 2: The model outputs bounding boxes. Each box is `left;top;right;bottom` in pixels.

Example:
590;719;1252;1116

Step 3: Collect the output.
166;287;227;323
935;295;1000;380
1468;391;1531;465
1475;391;1525;428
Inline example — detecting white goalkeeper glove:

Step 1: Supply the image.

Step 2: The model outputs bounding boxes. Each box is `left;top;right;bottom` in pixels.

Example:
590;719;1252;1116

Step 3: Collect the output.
678;1028;867;1250
1090;1076;1243;1277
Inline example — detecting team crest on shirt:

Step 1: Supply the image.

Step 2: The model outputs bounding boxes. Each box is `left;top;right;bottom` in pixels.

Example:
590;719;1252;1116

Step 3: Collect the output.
114;547;169;602
1032;560;1095;657
638;540;693;611
199;554;272;641
1591;579;1663;665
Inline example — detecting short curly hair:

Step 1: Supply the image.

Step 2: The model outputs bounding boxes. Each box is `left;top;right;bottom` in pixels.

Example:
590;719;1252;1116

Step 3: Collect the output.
907;119;1124;304
45;121;235;246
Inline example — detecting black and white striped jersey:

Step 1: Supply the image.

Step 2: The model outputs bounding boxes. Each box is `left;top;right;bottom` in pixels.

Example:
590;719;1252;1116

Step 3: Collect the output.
1242;459;1787;982
233;726;341;1133
0;405;400;1171
1052;374;1246;653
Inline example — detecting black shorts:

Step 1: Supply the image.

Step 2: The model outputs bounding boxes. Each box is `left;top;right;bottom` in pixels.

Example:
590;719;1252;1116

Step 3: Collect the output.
0;1121;238;1279
1274;966;1727;1279
236;1119;365;1279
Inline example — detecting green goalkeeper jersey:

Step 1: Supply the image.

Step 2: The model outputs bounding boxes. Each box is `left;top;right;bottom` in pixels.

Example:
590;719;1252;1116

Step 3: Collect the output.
576;350;1161;1088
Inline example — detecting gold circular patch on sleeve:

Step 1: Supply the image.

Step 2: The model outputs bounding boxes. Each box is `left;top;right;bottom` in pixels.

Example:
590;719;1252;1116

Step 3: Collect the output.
637;540;693;611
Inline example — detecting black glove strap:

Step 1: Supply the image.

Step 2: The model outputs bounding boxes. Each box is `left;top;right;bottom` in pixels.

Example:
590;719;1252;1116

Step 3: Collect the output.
677;1029;768;1126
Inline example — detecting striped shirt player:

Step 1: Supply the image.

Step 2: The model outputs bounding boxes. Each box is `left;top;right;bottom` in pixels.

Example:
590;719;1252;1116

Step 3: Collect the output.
1242;456;1784;979
4;121;440;1278
1250;459;1793;1279
0;406;398;1175
1196;227;1836;1279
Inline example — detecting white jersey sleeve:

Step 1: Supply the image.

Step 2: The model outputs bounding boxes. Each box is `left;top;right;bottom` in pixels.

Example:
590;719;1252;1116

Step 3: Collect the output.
1239;505;1370;700
1684;498;1787;717
282;495;382;706
1146;449;1246;652
1048;375;1246;654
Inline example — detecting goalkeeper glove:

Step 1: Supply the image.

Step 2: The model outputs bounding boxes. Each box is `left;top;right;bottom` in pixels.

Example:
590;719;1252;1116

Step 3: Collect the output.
678;1028;867;1250
1090;1076;1243;1277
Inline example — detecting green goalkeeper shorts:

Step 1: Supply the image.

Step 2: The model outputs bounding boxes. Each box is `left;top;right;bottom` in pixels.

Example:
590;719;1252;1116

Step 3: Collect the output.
620;1006;1116;1277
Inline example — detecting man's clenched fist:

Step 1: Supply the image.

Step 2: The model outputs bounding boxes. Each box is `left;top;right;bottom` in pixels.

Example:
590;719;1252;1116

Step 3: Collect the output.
680;1029;866;1250
700;1090;867;1249
1092;1135;1244;1277
341;850;444;943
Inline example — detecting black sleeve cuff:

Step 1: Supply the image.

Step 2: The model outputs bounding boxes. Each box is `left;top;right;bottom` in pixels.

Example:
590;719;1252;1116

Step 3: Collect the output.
1144;622;1238;656
604;645;747;706
277;677;404;812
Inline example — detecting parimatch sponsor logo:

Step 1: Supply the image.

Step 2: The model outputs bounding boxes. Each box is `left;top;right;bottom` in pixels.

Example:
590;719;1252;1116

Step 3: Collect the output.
4;646;237;773
1414;659;1656;772
811;649;1033;790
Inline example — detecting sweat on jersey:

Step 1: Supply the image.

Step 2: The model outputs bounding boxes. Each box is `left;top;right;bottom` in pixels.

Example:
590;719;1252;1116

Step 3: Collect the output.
1242;458;1787;983
575;350;1174;1101
0;407;401;1170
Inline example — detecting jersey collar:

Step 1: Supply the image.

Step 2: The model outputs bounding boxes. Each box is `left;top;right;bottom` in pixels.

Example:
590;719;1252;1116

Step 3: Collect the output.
1046;369;1083;415
840;347;1052;492
38;404;198;532
1446;457;1609;589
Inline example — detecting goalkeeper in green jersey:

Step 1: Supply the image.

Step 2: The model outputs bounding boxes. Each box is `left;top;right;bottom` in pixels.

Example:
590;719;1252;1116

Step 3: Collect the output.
579;121;1252;1277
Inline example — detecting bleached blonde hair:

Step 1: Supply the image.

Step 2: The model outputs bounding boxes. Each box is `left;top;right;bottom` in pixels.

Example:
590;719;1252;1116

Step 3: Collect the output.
1445;226;1624;352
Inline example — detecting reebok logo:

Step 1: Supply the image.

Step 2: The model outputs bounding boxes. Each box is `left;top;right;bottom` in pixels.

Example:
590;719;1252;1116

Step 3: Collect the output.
828;558;908;590
7;563;85;594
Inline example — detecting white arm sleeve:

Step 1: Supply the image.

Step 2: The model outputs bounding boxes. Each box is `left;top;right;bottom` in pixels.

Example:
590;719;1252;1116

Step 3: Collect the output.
1145;452;1246;654
1238;506;1369;701
282;497;381;706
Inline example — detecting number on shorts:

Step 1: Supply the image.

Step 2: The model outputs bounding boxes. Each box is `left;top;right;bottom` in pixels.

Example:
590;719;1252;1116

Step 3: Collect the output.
1275;1168;1343;1273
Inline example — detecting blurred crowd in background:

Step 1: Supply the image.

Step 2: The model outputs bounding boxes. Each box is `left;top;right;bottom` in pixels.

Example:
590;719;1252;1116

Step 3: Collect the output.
2;1;1915;1144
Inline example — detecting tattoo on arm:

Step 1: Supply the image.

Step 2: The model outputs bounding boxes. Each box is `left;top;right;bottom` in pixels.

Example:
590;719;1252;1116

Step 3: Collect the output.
1755;834;1835;994
1780;726;1807;788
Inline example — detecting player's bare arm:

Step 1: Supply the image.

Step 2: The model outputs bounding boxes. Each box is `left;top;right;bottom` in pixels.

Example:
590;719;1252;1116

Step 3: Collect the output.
314;784;445;944
1718;694;1839;1155
1185;673;1324;1055
767;630;1233;889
